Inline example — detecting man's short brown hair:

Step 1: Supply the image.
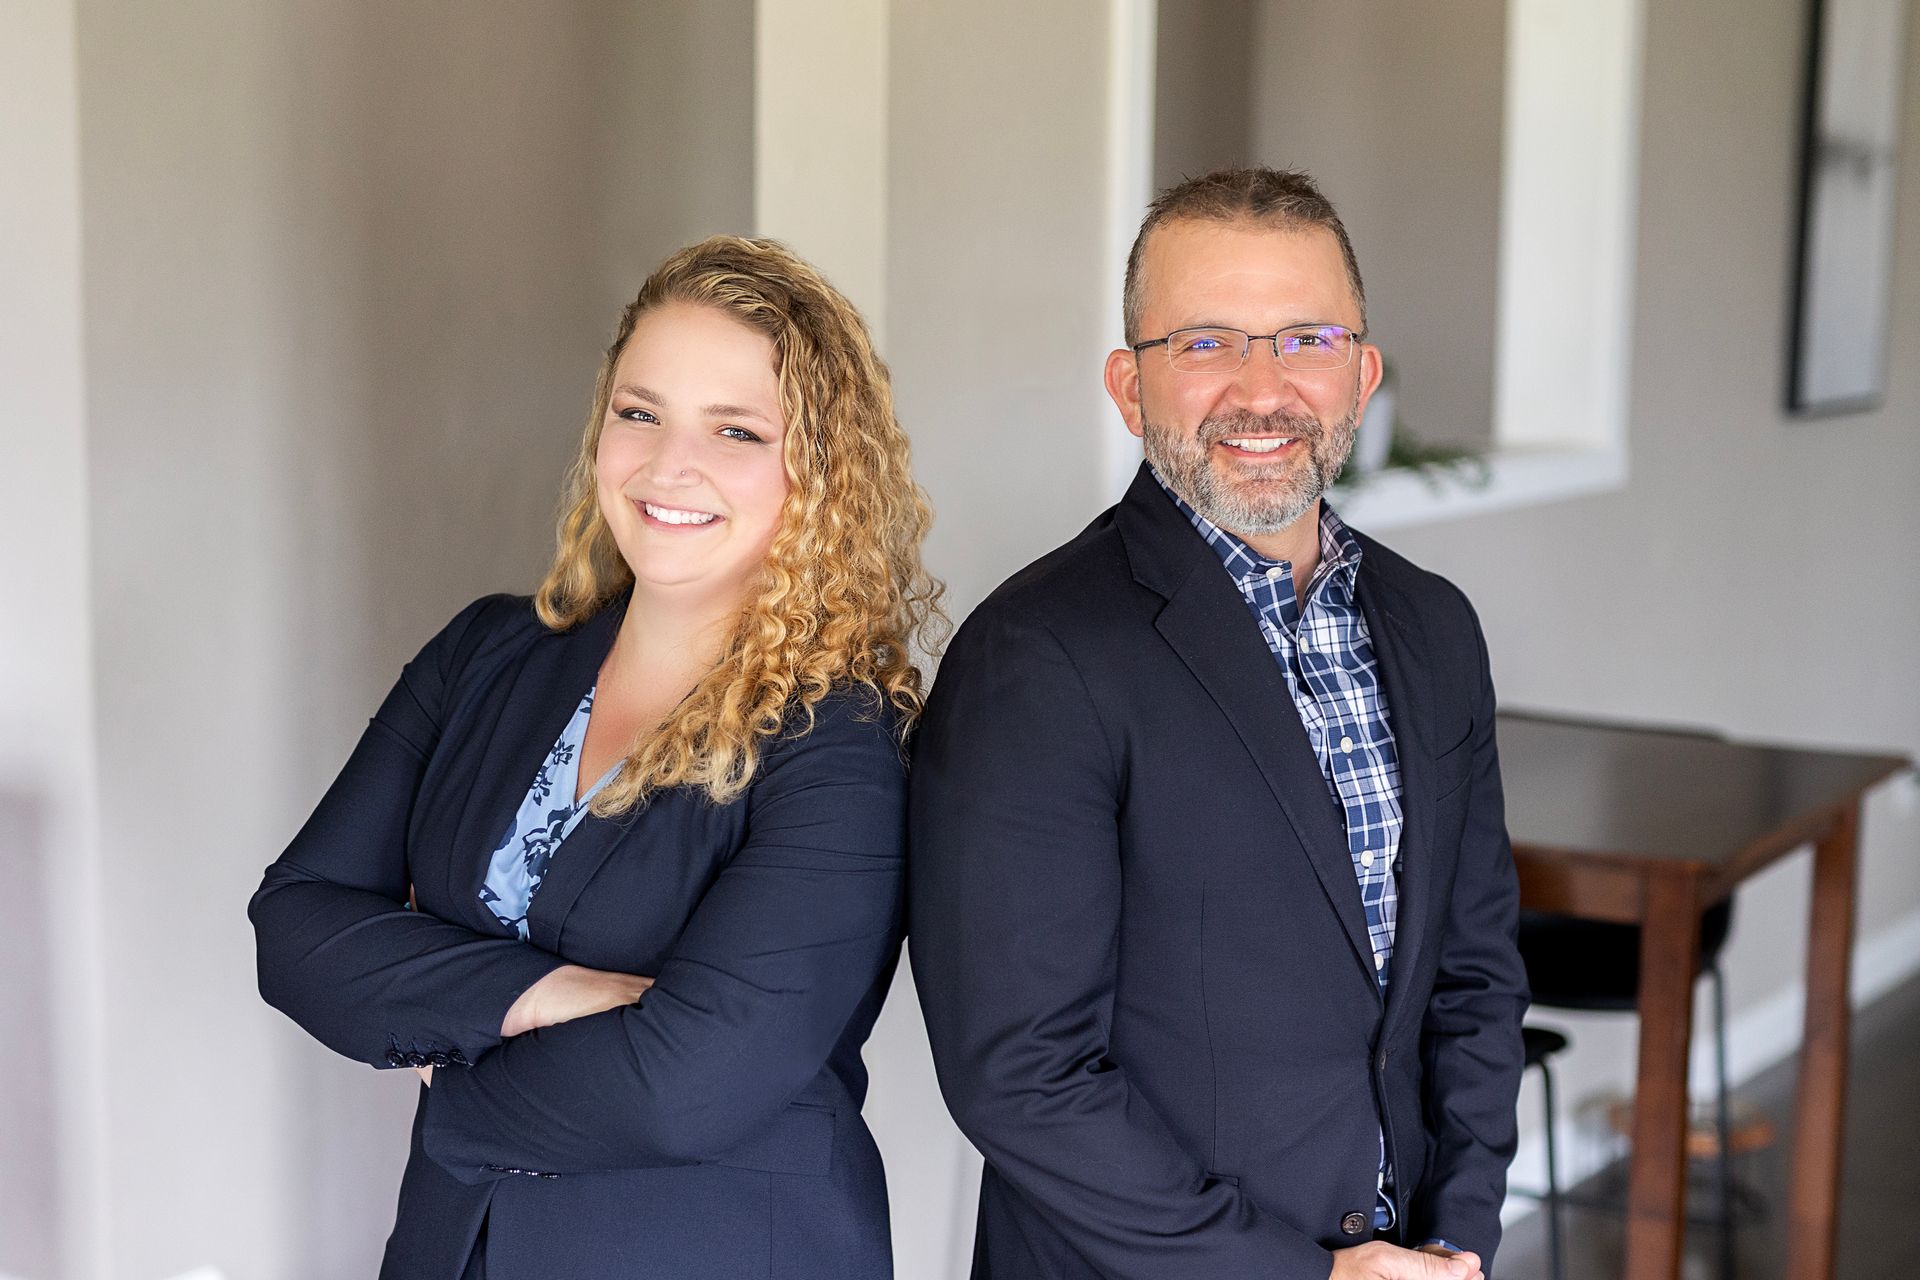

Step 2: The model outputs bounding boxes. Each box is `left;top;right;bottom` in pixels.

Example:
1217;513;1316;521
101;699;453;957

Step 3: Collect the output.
1123;167;1367;345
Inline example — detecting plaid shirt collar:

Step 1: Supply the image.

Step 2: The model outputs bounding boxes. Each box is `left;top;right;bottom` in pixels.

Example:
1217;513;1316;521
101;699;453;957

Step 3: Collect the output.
1148;465;1364;612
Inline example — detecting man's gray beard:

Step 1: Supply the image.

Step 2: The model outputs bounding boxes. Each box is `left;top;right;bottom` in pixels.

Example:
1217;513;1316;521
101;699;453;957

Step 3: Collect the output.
1142;405;1358;537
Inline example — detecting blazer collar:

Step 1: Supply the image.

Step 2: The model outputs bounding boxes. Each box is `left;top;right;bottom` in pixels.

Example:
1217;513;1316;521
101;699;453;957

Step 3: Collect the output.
444;592;630;932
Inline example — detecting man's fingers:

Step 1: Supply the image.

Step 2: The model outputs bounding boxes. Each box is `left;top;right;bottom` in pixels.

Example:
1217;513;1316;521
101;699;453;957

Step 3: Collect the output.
1410;1245;1480;1278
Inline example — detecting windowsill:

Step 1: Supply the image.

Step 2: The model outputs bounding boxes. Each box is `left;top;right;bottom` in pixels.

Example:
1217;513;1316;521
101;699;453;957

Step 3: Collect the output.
1328;443;1628;531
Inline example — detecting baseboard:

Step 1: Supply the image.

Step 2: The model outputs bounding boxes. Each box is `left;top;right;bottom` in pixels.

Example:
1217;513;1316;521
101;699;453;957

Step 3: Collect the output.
1500;905;1920;1226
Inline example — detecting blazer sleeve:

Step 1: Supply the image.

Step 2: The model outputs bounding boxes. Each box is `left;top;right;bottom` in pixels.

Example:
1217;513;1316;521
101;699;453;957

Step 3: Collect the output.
416;694;906;1181
249;595;568;1069
1409;592;1529;1259
908;609;1334;1280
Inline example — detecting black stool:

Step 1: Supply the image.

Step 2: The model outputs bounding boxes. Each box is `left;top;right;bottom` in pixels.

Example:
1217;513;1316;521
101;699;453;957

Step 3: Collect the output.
1517;898;1739;1280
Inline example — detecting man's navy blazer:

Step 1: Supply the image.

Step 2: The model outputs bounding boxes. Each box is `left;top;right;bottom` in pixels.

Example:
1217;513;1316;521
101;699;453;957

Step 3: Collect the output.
908;465;1528;1278
251;593;905;1280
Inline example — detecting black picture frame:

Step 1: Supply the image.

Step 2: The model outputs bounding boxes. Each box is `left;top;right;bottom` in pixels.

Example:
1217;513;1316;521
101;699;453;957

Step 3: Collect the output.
1788;0;1910;416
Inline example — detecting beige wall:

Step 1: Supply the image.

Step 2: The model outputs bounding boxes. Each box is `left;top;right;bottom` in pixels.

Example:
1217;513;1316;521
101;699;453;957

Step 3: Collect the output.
1153;0;1253;193
60;2;751;1276
1248;1;1507;450
875;5;1128;1272
887;1;1122;619
1;5;104;1278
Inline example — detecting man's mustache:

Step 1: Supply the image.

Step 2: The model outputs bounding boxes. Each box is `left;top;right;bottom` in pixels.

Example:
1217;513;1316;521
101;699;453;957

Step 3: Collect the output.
1196;409;1322;446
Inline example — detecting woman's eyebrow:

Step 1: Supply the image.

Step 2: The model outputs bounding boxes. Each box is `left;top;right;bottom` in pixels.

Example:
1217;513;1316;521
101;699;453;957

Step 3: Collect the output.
611;384;771;423
701;402;772;423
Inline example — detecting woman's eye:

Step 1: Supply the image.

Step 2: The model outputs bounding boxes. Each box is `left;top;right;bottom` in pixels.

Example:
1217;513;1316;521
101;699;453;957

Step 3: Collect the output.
615;407;658;424
719;425;764;443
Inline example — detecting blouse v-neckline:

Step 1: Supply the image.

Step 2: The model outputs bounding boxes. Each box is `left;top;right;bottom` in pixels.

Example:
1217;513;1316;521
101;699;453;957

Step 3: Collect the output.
478;683;623;939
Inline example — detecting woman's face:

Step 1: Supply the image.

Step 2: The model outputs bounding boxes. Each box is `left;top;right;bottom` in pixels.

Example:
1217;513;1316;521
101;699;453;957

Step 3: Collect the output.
595;301;790;606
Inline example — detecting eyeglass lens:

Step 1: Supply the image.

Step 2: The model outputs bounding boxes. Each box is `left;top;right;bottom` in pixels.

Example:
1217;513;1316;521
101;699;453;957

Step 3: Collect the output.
1166;326;1356;372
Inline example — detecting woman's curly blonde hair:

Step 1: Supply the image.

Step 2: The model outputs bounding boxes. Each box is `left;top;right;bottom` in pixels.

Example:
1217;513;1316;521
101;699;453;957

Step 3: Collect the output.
534;235;945;816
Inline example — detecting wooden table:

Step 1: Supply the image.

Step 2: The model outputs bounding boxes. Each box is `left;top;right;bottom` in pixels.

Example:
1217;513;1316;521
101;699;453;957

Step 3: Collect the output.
1497;710;1907;1280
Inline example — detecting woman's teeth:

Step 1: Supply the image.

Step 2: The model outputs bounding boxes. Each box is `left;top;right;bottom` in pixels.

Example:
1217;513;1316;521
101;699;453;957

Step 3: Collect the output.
643;501;719;525
1222;437;1294;453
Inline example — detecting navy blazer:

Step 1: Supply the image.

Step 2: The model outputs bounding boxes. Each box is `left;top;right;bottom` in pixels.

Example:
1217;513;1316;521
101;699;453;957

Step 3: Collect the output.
251;593;905;1280
908;465;1528;1279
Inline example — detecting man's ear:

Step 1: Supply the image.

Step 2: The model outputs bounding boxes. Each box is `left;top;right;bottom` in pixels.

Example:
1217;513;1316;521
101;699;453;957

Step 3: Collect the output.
1352;341;1385;424
1105;348;1146;439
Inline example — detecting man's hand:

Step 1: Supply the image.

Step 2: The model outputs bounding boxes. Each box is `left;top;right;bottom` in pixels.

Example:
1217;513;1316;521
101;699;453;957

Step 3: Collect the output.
501;964;654;1038
1329;1241;1484;1280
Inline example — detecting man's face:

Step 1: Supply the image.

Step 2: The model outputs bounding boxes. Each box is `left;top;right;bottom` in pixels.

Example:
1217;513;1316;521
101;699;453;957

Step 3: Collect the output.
1104;219;1381;538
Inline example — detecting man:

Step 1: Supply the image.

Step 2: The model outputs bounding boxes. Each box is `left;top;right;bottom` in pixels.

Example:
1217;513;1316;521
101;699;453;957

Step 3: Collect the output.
909;168;1527;1280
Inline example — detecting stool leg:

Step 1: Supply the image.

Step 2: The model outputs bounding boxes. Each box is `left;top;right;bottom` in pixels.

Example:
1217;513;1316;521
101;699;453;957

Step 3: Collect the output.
1540;1059;1566;1280
1711;964;1735;1280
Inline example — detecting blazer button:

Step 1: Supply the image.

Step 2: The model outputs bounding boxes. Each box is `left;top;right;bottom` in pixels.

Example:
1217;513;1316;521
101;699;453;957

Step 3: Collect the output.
385;1049;407;1067
405;1052;427;1068
1341;1211;1369;1236
428;1052;451;1068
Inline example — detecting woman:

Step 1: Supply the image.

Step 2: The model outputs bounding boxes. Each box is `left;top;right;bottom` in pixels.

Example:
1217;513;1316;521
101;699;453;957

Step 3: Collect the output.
250;236;942;1280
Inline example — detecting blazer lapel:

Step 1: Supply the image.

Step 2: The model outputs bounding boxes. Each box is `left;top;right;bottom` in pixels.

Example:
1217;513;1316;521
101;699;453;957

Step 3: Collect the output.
1118;466;1378;989
523;807;634;952
1353;555;1439;1030
441;596;627;929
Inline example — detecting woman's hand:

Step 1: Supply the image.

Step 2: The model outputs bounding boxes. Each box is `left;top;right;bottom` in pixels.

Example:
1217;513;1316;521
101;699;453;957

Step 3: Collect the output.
501;964;655;1038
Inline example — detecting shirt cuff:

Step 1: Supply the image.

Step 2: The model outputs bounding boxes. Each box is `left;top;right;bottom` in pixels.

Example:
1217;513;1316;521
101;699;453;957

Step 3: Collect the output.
1422;1238;1466;1254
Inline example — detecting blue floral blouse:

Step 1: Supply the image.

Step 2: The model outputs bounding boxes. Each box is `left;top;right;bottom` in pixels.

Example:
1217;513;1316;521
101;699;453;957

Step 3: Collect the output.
479;686;621;939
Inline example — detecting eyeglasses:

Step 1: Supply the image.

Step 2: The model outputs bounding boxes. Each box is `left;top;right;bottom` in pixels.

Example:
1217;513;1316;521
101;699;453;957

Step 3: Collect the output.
1131;324;1366;373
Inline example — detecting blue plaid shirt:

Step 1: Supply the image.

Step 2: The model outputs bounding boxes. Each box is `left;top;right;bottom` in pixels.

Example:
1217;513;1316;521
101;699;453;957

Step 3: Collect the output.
1154;469;1444;1244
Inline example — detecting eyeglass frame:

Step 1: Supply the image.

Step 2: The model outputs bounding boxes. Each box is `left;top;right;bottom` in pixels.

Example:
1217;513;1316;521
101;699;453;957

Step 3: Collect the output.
1129;323;1370;373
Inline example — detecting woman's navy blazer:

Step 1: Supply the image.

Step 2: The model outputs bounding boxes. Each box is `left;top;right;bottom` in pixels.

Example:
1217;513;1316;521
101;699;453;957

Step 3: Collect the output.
250;593;905;1280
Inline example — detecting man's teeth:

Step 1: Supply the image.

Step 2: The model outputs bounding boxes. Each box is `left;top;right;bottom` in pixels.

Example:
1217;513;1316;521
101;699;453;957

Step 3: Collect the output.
643;502;719;525
1223;437;1294;453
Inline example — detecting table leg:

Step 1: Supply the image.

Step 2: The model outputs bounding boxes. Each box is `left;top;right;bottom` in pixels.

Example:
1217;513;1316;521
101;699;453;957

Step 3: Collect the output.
1784;803;1860;1280
1623;871;1701;1280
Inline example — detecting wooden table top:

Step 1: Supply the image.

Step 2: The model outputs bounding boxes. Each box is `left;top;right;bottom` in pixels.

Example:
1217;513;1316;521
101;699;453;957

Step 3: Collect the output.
1498;710;1907;889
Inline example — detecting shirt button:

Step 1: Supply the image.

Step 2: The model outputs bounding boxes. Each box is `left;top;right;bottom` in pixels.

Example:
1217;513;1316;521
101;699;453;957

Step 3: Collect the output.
1340;735;1354;753
1361;850;1374;868
1374;954;1386;970
1266;566;1285;580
